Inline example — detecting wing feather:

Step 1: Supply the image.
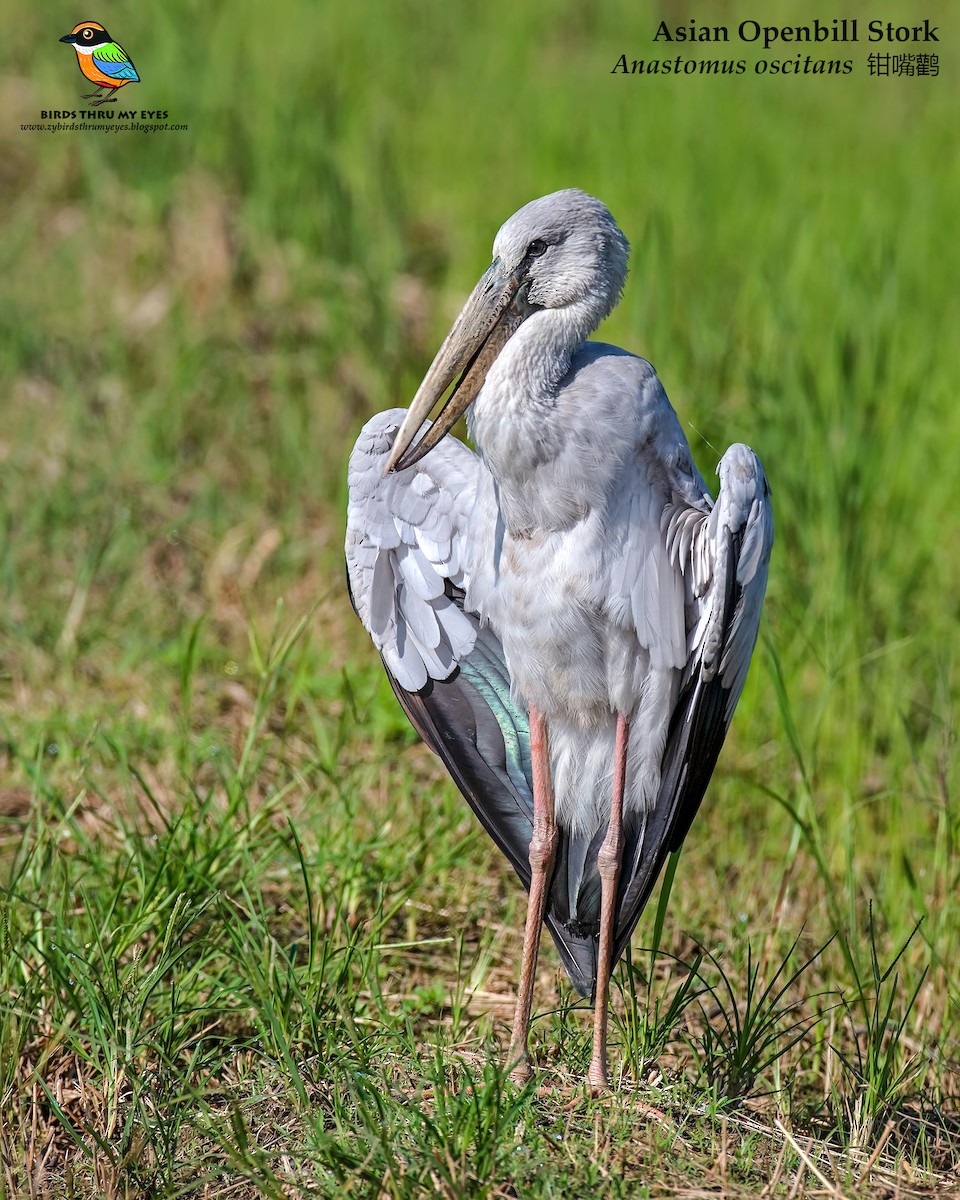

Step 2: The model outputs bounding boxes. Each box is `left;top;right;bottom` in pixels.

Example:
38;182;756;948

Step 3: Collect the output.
611;442;773;960
92;44;139;81
346;410;480;688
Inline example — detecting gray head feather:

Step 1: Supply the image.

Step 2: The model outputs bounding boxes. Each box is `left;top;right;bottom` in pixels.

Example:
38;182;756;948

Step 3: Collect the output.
492;189;630;320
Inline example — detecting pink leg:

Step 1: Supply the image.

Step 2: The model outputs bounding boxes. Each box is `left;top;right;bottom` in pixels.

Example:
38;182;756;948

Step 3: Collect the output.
587;713;629;1091
506;706;557;1083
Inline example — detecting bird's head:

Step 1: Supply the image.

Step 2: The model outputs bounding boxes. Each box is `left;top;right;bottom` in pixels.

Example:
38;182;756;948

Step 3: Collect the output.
491;190;629;316
60;22;111;48
385;189;630;473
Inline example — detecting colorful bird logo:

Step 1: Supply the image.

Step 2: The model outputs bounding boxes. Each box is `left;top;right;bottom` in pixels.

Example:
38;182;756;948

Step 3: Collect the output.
59;21;140;106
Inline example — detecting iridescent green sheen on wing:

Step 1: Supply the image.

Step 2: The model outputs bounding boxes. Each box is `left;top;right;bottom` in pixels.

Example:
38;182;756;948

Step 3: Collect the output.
459;648;531;805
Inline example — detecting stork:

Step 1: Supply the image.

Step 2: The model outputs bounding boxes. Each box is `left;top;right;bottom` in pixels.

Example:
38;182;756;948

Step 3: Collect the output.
345;189;773;1089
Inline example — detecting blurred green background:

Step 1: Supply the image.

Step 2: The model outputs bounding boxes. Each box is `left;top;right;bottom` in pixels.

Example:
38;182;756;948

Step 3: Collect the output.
1;0;958;1191
4;0;955;831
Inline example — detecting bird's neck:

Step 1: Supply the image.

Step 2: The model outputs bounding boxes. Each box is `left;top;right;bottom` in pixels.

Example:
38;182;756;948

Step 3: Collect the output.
467;302;595;486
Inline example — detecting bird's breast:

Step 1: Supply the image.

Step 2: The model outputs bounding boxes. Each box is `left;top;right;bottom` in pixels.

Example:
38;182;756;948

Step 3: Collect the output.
472;522;677;833
78;56;110;84
470;518;636;726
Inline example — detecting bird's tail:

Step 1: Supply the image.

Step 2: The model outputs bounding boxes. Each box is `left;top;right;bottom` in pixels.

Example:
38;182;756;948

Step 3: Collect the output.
544;914;596;998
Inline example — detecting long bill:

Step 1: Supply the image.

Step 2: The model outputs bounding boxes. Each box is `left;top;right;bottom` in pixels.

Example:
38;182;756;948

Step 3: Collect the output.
384;260;533;473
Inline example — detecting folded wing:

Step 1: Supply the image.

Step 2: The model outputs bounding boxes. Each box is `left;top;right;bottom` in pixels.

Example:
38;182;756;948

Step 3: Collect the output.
611;442;774;962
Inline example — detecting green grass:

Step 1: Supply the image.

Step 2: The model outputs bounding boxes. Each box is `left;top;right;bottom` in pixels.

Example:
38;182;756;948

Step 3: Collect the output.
1;0;959;1194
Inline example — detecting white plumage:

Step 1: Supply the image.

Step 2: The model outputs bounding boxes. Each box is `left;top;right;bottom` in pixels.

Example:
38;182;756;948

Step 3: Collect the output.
346;190;773;1087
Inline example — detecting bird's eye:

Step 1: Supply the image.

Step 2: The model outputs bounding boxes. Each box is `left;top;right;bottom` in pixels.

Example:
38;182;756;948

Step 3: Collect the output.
83;28;93;37
526;239;548;258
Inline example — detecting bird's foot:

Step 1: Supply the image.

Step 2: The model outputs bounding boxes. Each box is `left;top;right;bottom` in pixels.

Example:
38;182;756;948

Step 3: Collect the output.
90;97;117;107
508;1055;533;1086
586;1059;610;1095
